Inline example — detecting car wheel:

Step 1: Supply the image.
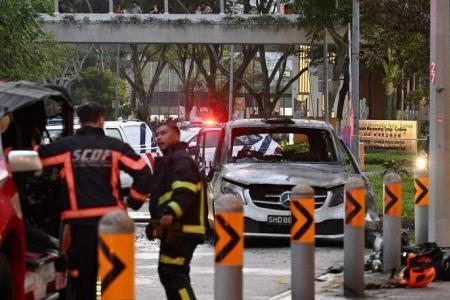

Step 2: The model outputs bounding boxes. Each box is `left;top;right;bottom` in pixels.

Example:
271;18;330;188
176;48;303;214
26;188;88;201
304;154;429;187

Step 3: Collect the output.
0;252;14;300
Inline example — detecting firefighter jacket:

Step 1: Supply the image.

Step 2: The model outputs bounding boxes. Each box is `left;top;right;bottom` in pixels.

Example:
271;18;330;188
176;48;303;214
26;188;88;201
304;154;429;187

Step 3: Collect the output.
39;126;152;224
150;142;206;240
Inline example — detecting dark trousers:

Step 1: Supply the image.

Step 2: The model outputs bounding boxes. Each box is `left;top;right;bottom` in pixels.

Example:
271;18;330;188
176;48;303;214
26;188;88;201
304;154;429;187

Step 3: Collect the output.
158;239;198;300
66;225;98;300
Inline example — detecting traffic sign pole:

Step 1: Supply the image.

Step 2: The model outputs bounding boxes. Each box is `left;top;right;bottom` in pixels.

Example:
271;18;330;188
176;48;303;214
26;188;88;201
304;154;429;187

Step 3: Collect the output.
344;177;365;298
414;170;429;245
383;173;402;273
98;210;135;300
429;0;450;247
290;184;315;300
214;194;243;300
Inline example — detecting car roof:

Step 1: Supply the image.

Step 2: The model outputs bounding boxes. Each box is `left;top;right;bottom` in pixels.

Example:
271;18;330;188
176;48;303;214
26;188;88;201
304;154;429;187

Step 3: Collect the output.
228;118;333;129
104;120;146;128
0;81;72;117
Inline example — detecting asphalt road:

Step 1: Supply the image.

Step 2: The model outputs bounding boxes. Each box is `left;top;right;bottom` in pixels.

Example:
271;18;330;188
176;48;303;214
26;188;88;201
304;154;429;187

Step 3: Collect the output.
134;223;344;300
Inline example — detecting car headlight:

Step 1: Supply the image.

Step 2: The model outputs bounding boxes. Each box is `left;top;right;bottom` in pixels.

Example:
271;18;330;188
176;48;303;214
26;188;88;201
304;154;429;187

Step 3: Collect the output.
220;180;247;204
328;186;344;207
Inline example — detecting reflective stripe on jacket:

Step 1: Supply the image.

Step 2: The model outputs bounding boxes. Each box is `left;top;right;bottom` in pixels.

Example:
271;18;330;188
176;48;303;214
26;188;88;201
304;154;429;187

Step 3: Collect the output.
39;126;152;223
150;142;206;240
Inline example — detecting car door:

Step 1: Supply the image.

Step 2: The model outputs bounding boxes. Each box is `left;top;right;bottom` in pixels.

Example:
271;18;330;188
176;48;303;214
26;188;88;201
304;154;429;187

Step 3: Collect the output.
194;129;224;239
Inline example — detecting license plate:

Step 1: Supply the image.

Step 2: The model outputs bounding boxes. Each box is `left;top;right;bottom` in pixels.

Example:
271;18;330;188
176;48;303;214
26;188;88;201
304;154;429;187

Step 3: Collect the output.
267;215;292;225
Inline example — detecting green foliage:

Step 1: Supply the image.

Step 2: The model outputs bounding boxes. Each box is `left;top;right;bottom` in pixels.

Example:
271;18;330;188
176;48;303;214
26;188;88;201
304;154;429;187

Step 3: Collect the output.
382;160;410;177
295;0;352;40
0;0;61;81
364;151;415;165
283;143;309;153
360;0;429;85
71;67;127;120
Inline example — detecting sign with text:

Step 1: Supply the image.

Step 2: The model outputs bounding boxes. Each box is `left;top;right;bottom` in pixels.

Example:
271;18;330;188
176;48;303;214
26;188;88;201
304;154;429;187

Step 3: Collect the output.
359;120;418;153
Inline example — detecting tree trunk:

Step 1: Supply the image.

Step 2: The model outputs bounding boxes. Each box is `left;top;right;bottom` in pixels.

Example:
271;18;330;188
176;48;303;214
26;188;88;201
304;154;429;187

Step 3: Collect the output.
336;68;350;120
384;81;396;119
336;68;350;135
184;93;194;121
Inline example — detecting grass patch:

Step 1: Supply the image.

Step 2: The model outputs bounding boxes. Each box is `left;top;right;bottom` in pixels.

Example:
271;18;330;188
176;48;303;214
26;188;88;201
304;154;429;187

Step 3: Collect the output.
368;174;415;223
364;164;385;172
365;151;415;165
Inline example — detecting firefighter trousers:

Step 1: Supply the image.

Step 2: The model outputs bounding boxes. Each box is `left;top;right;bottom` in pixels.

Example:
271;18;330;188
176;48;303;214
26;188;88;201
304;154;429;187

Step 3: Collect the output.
66;225;98;300
158;238;199;300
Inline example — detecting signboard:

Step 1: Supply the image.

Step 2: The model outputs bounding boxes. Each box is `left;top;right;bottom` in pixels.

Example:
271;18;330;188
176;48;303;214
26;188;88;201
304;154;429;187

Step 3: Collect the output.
359;120;417;153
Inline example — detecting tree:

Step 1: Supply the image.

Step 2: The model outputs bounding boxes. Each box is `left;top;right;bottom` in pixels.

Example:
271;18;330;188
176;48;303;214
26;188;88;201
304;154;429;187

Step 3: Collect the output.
211;46;308;118
361;0;429;119
121;45;168;123
0;0;66;81
71;67;127;119
193;45;258;121
295;0;352;121
169;46;201;121
43;45;93;88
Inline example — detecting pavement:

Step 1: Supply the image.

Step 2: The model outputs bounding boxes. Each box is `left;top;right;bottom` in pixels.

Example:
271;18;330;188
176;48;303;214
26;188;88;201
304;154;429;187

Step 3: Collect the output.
135;223;344;300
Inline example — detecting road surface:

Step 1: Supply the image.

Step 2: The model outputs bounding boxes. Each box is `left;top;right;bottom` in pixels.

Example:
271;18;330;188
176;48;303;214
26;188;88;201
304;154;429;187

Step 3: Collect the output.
134;224;343;300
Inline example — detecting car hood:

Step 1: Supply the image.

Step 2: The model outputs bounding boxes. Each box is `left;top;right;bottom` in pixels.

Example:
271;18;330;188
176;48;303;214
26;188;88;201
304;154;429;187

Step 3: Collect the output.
222;162;347;188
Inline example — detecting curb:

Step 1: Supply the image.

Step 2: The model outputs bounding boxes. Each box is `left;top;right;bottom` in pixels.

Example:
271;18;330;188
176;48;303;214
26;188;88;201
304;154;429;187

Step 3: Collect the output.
268;290;291;300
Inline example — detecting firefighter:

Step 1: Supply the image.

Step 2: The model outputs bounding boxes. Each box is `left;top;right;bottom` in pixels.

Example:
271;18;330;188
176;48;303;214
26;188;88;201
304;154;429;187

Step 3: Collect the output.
39;103;152;300
149;121;205;300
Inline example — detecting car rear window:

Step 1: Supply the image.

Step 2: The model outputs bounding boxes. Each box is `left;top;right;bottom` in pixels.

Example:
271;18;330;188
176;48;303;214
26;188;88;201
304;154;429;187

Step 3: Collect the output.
123;124;153;147
105;128;123;141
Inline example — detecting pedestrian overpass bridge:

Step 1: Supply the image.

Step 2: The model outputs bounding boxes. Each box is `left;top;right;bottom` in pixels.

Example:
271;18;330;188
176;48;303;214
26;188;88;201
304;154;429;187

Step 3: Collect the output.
39;13;309;45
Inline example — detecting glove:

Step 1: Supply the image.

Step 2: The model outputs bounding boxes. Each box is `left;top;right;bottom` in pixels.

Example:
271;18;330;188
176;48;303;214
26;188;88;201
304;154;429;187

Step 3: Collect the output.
145;220;163;241
164;222;183;248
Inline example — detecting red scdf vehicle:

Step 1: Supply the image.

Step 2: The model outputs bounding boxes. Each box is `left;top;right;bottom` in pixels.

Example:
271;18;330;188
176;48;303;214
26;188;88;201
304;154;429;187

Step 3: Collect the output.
0;82;73;300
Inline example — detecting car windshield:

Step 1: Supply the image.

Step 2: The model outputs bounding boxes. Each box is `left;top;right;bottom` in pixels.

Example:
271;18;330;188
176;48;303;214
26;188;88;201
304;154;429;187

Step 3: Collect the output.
229;127;338;163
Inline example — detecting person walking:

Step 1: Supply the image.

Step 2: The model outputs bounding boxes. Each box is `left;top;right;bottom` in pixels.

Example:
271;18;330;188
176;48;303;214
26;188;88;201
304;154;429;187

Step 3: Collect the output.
149;121;206;300
39;103;152;300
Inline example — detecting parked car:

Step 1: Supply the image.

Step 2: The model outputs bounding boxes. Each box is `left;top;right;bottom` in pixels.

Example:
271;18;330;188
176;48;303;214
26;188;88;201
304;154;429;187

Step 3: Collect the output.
196;118;376;239
0;81;71;300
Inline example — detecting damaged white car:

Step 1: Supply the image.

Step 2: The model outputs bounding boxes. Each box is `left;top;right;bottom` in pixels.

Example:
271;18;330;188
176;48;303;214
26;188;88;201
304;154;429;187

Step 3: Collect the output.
196;118;376;239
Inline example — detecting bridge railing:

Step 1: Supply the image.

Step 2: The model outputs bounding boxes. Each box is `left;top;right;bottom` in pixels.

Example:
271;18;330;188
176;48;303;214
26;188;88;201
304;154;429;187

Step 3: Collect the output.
53;0;285;15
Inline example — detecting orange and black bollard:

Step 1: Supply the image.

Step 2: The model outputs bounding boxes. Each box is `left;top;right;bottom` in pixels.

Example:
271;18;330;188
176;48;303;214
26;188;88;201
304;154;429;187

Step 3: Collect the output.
383;173;402;273
97;210;135;300
414;170;429;245
344;177;366;298
214;194;244;300
290;184;315;300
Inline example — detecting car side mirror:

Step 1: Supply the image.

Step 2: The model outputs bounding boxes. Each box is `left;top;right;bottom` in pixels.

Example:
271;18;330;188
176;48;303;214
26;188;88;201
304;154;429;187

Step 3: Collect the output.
8;150;43;174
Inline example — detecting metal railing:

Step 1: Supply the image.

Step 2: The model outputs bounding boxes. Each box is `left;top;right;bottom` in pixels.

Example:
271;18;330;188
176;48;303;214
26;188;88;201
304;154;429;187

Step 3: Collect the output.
53;0;286;15
54;0;227;14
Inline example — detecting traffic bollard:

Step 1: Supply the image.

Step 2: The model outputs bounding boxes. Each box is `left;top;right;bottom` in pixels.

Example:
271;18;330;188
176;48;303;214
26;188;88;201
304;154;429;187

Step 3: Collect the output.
290;184;315;300
98;210;135;300
414;170;429;245
344;177;366;298
383;173;402;273
214;194;244;300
